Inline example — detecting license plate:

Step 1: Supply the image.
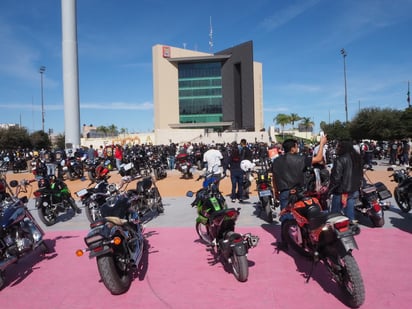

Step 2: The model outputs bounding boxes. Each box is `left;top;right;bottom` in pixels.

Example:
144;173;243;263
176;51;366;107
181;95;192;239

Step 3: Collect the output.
76;188;88;198
341;236;357;251
259;190;272;197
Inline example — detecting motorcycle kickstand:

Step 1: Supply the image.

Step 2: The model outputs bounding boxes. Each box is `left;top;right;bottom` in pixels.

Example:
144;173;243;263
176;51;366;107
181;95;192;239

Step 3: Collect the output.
306;251;320;283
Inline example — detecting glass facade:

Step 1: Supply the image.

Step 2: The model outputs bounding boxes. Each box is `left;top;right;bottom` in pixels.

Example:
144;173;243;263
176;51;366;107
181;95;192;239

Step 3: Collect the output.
178;62;223;125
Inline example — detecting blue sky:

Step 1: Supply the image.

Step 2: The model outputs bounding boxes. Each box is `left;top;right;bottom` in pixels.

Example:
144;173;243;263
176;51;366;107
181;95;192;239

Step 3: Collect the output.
1;0;411;135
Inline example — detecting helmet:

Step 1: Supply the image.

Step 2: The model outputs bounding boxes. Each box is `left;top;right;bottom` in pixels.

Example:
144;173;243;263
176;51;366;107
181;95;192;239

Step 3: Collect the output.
240;159;255;172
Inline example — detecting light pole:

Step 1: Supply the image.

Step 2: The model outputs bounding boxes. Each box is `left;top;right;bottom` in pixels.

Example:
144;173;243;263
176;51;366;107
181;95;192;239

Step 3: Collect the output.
340;48;348;123
39;65;46;132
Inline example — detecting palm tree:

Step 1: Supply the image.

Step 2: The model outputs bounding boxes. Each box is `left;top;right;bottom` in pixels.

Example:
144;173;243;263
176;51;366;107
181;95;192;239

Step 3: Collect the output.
96;126;109;137
300;117;314;139
108;124;117;137
274;113;291;139
289;113;301;129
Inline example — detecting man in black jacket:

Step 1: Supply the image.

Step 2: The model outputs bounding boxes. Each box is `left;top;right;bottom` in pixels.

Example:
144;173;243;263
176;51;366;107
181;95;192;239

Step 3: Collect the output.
328;139;363;223
271;135;328;210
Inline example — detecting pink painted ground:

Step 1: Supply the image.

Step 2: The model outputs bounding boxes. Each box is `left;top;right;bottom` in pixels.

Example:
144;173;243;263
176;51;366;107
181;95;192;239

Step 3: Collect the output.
1;227;411;309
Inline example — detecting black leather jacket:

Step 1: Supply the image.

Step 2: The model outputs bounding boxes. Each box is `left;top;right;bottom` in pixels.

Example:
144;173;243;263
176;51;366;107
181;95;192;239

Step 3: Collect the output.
329;153;363;194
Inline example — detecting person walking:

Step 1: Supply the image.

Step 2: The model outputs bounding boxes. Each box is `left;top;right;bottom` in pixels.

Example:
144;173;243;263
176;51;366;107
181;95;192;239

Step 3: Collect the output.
328;139;363;223
203;143;224;186
225;142;244;203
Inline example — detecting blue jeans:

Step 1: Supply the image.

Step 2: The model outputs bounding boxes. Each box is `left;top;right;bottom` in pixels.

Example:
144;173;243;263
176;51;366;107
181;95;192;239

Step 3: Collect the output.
168;156;175;170
279;190;290;210
230;169;244;200
331;191;359;222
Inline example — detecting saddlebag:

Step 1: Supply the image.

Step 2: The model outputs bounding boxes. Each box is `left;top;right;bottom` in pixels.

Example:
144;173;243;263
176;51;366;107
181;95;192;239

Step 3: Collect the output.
375;182;392;200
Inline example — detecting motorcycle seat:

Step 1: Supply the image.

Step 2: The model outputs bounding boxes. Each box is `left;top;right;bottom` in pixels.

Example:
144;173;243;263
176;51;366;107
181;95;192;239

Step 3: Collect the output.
105;216;128;225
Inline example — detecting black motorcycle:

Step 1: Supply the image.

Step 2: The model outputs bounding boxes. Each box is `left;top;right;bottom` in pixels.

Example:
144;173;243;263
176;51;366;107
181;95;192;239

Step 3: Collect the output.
64;155;85;180
388;167;412;213
186;172;259;282
12;157;28;173
127;176;164;219
33;175;82;226
76;192;145;295
355;168;391;227
0;175;49;289
252;158;278;223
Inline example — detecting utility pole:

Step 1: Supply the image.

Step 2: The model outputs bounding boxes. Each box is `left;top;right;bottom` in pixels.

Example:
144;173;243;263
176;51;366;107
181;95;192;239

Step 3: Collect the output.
39;65;46;132
340;48;348;123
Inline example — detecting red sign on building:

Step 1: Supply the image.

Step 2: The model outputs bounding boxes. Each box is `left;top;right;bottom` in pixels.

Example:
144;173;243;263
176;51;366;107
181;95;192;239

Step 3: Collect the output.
162;46;171;58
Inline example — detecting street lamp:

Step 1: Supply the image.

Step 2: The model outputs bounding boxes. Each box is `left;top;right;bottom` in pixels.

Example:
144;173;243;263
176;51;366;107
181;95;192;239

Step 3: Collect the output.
340;48;348;123
39;65;46;132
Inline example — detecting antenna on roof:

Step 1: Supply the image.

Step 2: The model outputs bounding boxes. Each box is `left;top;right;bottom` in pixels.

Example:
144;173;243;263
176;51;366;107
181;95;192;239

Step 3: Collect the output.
209;16;213;53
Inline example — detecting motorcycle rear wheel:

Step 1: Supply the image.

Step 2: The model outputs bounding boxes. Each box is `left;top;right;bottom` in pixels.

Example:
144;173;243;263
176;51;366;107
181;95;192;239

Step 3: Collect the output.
261;196;273;223
231;254;249;282
195;222;212;245
326;254;365;308
97;254;132;295
394;187;411;213
281;219;311;258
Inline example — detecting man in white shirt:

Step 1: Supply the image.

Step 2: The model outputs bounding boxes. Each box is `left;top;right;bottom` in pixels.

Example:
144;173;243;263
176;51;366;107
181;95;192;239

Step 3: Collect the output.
203;143;223;177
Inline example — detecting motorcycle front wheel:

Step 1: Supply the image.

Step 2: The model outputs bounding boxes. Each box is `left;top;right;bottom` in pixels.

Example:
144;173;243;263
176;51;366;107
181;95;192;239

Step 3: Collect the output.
325;254;365;308
195;221;212;245
96;254;132;295
281;219;311;258
394;187;412;213
37;200;57;226
85;200;102;223
231;254;249;282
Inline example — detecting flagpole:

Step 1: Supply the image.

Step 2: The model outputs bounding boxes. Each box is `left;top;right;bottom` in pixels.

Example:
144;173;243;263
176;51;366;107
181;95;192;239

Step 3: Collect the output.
408;80;410;108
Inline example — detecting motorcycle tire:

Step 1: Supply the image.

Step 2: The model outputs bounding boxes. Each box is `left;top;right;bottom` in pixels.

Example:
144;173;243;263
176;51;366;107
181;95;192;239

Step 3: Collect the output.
0;271;5;290
231;254;249;282
370;210;384;227
96;254;132;295
261;196;273;223
88;170;97;182
37;202;57;226
281;219;311;258
195;221;212;245
326;254;365;308
85;200;102;223
153;187;164;214
394;187;412;213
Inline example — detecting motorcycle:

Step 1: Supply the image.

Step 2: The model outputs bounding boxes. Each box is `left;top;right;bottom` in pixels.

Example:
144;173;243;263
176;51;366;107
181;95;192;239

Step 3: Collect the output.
387;167;412;213
150;155;167;181
186;172;259;282
279;187;365;308
175;153;195;179
33;175;82;226
12;157;28;173
354;168;391;227
64;155;85;180
249;158;278;223
85;157;112;182
76;191;145;295
0;173;49;289
127;176;164;219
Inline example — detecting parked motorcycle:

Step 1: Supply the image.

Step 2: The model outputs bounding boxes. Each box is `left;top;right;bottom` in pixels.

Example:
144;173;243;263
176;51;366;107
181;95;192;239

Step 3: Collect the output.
12;157;28;173
354;168;391;227
33;175;82;226
186;172;259;282
76;191;145;295
250;158;278;223
279;187;365;308
85;158;112;182
127;176;164;219
0;174;49;289
64;155;85;180
387;167;412;213
150;155;167;181
175;153;195;179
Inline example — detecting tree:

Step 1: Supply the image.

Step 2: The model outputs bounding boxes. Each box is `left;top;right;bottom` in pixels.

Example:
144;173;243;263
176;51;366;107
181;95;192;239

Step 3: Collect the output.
30;130;51;150
96;126;109;137
274;113;291;138
0;126;32;150
289;113;301;129
299;117;314;139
